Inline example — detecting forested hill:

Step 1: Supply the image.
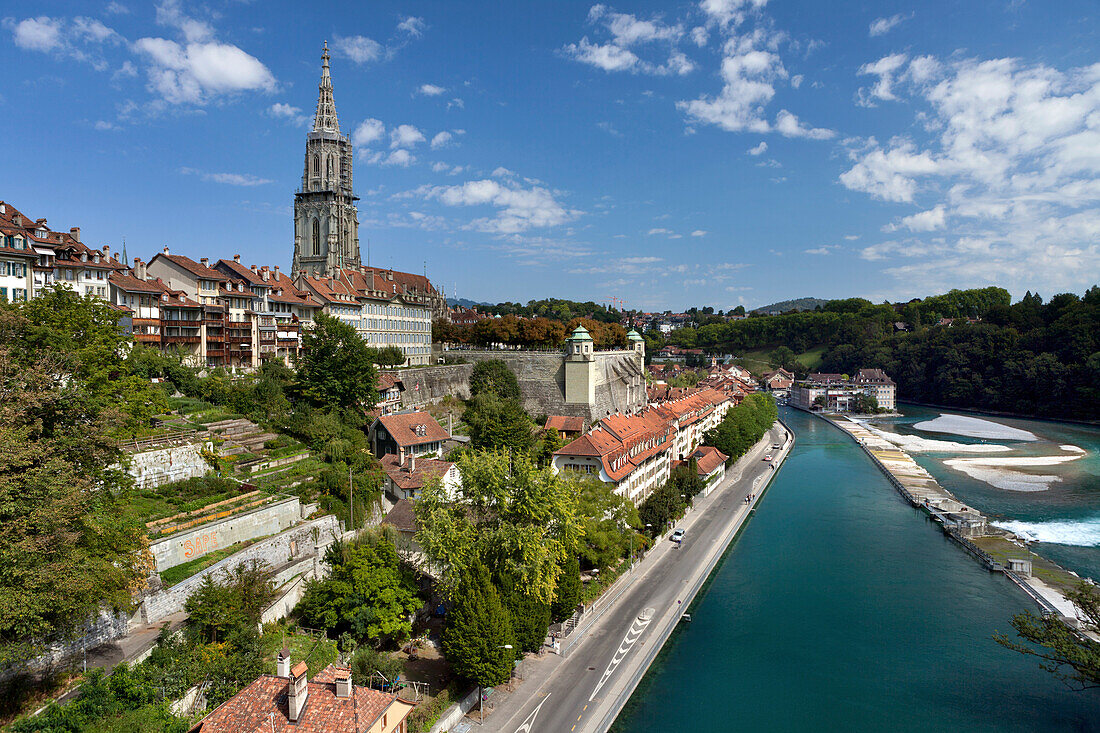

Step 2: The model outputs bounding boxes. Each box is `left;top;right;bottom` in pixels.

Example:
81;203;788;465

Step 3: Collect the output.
664;287;1100;421
752;297;829;314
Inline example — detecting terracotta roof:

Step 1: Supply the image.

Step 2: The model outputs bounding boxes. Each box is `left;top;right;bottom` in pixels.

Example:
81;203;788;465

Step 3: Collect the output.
689;445;728;475
855;368;895;385
216;258;269;286
109;270;167;294
195;664;411;733
152;252;225;280
378;373;404;391
545;415;586;434
376;412;450;447
382;498;418;533
380;453;454;491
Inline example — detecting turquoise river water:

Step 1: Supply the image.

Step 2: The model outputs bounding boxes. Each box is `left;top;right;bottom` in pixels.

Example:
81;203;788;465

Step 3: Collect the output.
613;407;1100;732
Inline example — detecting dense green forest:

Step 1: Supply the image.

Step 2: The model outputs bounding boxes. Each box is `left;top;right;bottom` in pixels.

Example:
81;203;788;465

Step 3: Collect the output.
662;286;1100;421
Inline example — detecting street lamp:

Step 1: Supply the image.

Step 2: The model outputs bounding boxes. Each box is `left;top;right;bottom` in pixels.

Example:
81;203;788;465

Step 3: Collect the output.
480;646;514;725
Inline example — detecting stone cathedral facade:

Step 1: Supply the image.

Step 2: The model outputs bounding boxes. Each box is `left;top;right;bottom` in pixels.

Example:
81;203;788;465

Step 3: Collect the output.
292;42;361;277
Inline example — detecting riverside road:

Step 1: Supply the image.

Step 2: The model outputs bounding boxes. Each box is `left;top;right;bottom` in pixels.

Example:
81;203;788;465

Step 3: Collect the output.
484;422;791;733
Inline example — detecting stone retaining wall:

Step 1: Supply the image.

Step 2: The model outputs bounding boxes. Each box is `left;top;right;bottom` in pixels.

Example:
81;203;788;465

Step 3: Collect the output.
139;514;341;625
149;496;303;572
126;442;212;489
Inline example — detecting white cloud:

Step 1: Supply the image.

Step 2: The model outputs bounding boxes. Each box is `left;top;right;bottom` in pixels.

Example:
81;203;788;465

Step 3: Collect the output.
690;26;708;46
699;0;768;29
563;5;695;76
105;2;129;14
397;16;426;38
491;167;515;178
747;141;768;155
154;0;211;43
180;166;272;186
6;16;61;51
447;97;465;110
804;245;839;255
430;131;453;149
857;53;908;105
419;83;446;96
869;13;911;37
678;24;832;139
390;124;426;148
412;178;580;234
431;162;450;173
135;37;275;104
267;102;310;127
353;118;385;146
647;227;674;235
383;149;415;167
843;56;1100;293
72;16;116;43
332;34;382;64
94;120;120;131
691;229;708;236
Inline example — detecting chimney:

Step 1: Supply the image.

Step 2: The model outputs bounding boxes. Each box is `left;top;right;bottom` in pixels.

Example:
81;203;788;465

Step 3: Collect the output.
200;257;209;267
408;454;415;473
288;661;309;722
133;258;147;280
102;244;110;258
14;214;22;226
277;648;291;678
162;246;170;255
70;226;81;242
233;254;241;263
334;667;352;699
261;268;270;281
274;265;281;278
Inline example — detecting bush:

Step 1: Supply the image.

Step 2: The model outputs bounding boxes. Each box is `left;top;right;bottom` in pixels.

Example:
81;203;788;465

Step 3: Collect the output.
350;646;404;686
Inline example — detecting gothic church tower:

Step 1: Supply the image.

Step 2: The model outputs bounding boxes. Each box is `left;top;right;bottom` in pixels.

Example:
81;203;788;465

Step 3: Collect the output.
292;42;360;277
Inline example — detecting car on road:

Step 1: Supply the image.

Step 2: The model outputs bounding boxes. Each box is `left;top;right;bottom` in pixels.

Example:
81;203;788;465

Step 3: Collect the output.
763;454;773;462
670;528;685;543
772;443;782;449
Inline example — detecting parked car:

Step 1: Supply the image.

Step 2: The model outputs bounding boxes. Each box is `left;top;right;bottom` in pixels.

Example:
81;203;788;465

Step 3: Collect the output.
671;528;685;542
763;455;773;462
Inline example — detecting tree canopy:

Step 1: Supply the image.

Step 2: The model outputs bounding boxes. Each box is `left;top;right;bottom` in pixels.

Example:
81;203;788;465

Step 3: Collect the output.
297;312;379;410
469;359;521;401
441;561;515;687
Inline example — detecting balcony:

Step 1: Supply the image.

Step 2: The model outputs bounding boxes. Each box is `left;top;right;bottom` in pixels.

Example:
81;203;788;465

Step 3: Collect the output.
163;335;201;345
135;333;161;344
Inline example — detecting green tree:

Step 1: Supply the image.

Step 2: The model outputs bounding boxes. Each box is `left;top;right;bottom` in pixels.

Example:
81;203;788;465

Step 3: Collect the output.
535;427;565;468
995;582;1100;689
185;560;276;644
497;575;551;653
575;475;641;570
295;531;420;646
463;392;536;454
442;561;515;687
297;313;379;410
350;646;404;686
416;451;582;604
638;480;685;537
376;345;407;369
0;323;148;667
551;554;582;622
469;359;521;400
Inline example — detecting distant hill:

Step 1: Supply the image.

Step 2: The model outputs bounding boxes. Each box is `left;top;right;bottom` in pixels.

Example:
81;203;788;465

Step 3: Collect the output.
752;297;829;315
447;297;492;308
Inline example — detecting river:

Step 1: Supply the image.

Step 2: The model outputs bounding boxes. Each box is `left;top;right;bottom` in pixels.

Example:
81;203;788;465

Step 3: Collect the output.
613;407;1100;732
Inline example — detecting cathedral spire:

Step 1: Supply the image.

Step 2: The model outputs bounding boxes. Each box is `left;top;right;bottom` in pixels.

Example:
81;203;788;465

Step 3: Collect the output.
312;41;340;134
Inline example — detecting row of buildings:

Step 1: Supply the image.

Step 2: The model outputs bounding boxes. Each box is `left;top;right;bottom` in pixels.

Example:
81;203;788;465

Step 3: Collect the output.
0;201;441;369
790;369;897;412
550;367;756;504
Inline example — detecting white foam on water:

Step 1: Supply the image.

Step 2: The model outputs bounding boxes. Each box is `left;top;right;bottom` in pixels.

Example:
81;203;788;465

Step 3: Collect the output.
1061;444;1086;453
912;413;1038;441
856;421;1012;454
993;517;1100;547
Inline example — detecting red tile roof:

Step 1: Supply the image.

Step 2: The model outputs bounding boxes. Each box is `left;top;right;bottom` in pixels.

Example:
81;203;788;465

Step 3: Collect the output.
382;498;418;533
152;252;225;280
380;453;454;491
376;412;450;447
196;664;412;733
545;415;586;434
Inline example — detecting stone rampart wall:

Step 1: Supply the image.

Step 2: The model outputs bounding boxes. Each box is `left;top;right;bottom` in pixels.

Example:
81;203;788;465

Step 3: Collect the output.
149;496;303;572
400;350;645;422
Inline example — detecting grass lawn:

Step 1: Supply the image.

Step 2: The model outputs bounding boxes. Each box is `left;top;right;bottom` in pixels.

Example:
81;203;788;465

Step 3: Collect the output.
971;536;1084;595
260;623;339;678
737;343;826;376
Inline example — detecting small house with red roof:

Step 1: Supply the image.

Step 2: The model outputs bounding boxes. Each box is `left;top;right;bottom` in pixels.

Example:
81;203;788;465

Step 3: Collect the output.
369;412;450;462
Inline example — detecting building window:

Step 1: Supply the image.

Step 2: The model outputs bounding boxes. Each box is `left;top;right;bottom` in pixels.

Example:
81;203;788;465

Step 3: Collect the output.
312;219;321;256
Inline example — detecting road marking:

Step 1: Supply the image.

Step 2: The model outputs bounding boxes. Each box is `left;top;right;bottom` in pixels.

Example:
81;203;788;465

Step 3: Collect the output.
513;694;551;733
589;609;654;702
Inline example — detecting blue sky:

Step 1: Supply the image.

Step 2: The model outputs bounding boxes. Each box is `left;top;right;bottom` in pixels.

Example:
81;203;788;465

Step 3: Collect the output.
2;0;1098;310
